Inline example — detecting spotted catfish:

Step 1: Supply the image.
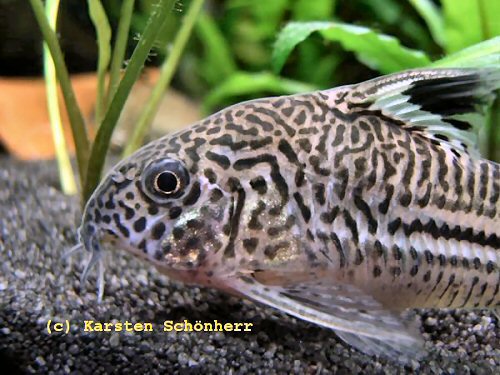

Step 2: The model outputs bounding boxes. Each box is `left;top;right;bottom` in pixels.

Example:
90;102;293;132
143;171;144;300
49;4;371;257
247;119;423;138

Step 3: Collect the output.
74;68;500;362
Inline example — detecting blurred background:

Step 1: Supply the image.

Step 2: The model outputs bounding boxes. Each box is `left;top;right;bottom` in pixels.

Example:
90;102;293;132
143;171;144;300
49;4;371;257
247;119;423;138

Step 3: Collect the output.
0;0;498;161
1;1;436;85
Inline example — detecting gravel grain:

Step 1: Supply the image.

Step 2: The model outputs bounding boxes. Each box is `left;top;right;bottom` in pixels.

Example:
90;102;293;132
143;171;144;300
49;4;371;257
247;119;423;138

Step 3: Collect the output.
0;158;499;374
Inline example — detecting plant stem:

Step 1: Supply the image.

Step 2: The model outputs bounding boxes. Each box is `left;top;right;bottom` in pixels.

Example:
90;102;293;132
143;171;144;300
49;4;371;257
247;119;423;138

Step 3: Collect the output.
106;0;135;107
30;0;90;187
88;0;112;125
83;0;176;203
43;0;77;195
123;0;205;157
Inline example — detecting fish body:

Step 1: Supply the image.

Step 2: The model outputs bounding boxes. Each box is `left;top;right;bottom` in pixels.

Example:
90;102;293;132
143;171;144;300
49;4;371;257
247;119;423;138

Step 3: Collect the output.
76;68;499;362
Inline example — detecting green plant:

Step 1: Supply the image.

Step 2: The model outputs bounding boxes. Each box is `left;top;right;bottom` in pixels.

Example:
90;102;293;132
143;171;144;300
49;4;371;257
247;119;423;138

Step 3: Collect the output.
34;0;500;205
270;0;500;160
123;0;205;156
43;0;77;195
183;0;499;160
31;0;203;204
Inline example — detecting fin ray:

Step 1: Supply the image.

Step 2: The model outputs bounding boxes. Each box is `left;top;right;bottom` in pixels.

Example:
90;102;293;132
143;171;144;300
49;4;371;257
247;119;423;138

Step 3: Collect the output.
344;68;500;156
231;276;425;363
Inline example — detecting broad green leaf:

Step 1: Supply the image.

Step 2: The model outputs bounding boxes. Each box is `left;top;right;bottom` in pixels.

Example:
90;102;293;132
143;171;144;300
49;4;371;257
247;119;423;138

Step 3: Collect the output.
272;21;431;75
408;0;445;47
291;0;336;84
431;36;500;68
478;0;500;40
202;72;317;114
195;12;237;85
295;41;342;87
88;0;111;124
440;0;500;53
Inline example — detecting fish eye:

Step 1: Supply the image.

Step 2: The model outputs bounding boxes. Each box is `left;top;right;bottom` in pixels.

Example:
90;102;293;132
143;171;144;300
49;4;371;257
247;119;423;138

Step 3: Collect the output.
141;159;190;201
154;171;180;195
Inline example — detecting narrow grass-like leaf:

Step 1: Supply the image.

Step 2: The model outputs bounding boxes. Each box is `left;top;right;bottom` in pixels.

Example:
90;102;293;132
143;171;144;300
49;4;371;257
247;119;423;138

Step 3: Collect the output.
441;0;500;53
43;0;77;195
272;22;320;74
195;11;237;85
30;0;90;186
107;0;135;107
431;36;500;68
202;72;317;114
408;0;445;47
272;21;431;75
124;0;205;156
88;0;111;125
83;0;176;203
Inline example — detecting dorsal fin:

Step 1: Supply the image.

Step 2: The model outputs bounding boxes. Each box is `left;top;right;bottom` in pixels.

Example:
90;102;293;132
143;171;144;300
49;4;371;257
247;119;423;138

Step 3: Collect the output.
345;68;500;156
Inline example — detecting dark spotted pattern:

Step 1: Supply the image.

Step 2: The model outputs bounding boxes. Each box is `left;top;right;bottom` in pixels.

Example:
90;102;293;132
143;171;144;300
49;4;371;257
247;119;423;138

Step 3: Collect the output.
81;68;499;311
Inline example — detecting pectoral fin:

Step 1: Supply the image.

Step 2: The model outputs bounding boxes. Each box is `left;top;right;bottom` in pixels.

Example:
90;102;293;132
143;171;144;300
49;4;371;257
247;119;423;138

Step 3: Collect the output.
232;276;425;363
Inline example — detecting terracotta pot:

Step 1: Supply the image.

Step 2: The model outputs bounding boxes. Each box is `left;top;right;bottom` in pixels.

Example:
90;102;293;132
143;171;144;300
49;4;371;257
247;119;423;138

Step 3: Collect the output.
0;74;96;160
0;69;201;160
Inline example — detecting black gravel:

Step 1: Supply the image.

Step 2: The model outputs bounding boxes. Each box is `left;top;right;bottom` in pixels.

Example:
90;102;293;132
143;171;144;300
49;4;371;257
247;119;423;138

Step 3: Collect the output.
1;158;499;374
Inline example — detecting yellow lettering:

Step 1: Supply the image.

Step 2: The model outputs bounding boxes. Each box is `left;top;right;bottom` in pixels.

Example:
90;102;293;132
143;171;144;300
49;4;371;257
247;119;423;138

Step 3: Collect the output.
134;323;143;332
243;323;253;331
174;323;184;332
84;320;94;332
94;322;103;332
104;323;113;332
115;322;122;332
233;322;243;332
125;321;133;332
163;320;173;331
224;323;233;331
184;320;193;332
214;320;223;331
144;322;153;332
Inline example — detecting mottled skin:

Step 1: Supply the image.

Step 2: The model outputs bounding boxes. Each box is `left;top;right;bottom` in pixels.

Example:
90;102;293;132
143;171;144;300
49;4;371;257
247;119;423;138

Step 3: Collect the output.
80;70;499;317
75;70;500;364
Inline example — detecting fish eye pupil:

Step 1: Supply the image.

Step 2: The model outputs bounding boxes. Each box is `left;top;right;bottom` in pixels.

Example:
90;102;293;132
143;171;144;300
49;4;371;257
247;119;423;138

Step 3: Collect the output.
154;171;179;194
142;159;189;201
